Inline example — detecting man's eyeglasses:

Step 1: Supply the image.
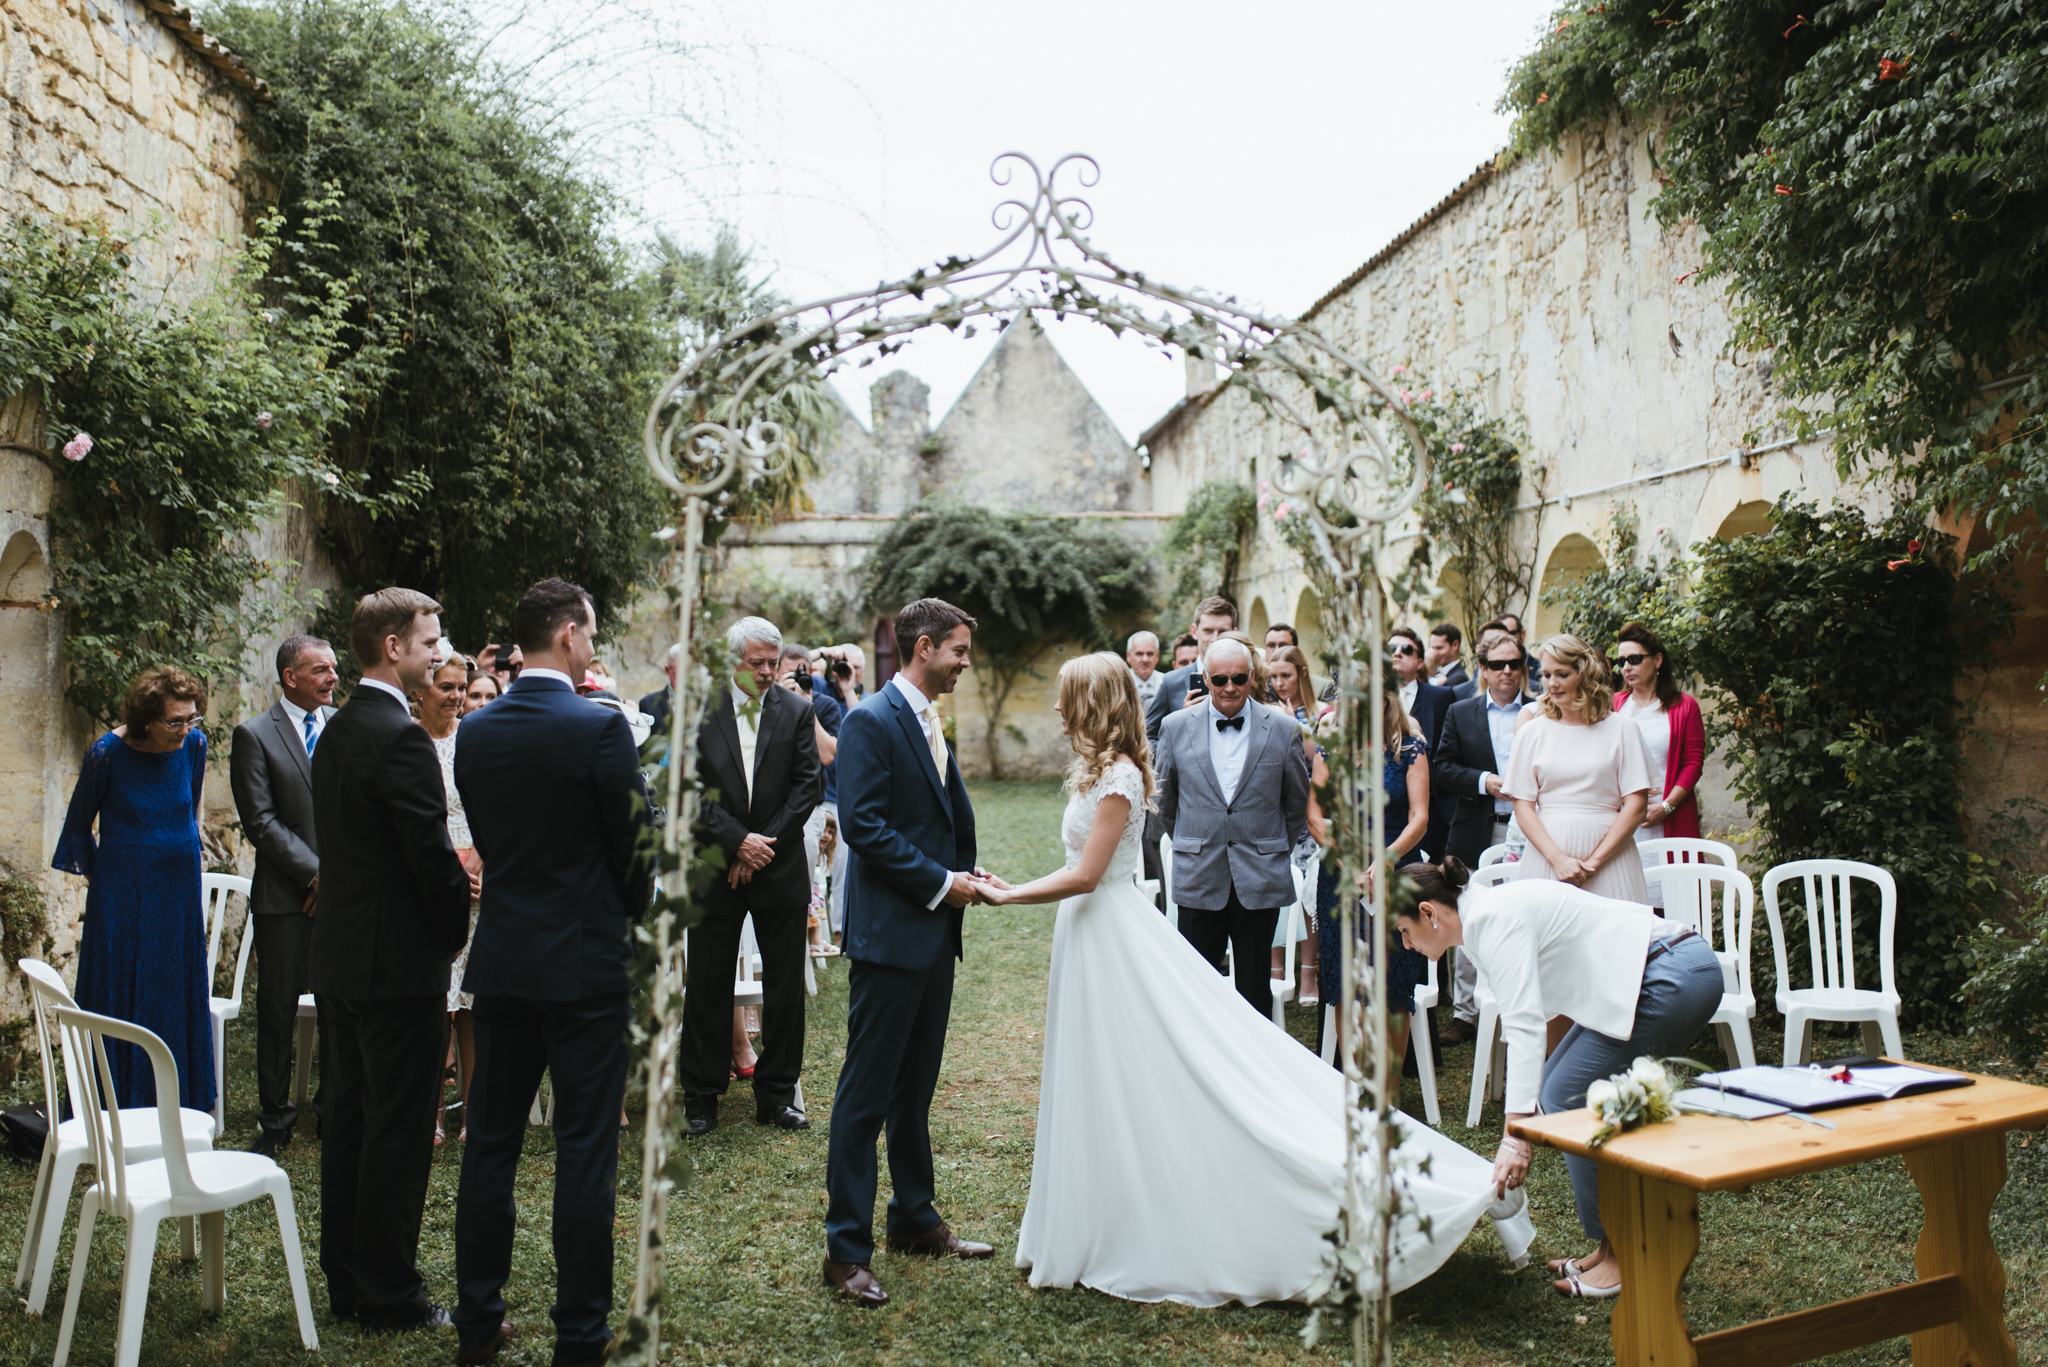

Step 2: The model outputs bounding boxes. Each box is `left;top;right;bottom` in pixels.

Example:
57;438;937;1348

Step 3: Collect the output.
1481;658;1523;672
1208;672;1251;688
1617;653;1651;669
1389;643;1419;658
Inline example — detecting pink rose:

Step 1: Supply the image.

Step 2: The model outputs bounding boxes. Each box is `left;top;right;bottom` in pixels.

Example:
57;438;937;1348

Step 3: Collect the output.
1257;495;1269;511
257;411;273;430
1275;502;1291;519
1420;389;1435;401
1390;364;1408;377
62;432;92;462
1400;389;1415;405
1449;442;1466;454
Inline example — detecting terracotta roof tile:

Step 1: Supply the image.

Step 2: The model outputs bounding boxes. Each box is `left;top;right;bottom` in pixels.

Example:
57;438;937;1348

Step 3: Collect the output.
142;0;267;99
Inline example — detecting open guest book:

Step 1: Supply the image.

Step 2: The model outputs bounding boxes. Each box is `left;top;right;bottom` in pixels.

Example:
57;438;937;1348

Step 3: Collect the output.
1688;1056;1973;1113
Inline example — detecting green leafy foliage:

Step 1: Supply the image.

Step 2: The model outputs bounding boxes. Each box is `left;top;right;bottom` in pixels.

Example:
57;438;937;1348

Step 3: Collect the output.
1959;875;2048;1069
1158;479;1256;621
863;503;1154;776
1676;497;2011;1022
1403;367;1540;632
0;215;370;725
1545;503;1686;654
1499;0;2048;580
208;0;673;645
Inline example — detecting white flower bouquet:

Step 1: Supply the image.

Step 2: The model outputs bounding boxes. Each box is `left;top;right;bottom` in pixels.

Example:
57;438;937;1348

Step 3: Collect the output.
1585;1056;1703;1148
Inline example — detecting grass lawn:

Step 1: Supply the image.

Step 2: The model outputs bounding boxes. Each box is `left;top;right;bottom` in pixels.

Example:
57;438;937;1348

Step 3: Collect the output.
0;777;2042;1365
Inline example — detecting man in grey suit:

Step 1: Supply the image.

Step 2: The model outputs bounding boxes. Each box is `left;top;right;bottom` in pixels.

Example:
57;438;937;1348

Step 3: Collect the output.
229;633;338;1156
1155;633;1312;1016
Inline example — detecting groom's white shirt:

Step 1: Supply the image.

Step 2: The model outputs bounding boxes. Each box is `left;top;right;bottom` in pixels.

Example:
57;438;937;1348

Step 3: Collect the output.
888;673;952;911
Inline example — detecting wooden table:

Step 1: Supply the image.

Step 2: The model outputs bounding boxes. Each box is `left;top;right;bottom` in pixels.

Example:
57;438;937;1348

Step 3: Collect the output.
1510;1071;2048;1367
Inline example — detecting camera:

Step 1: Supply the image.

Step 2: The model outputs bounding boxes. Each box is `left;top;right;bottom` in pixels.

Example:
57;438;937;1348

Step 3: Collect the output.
791;668;814;693
830;659;853;680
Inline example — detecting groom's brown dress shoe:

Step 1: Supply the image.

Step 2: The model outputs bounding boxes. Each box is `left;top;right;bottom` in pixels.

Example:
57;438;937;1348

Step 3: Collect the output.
823;1258;889;1306
886;1221;994;1259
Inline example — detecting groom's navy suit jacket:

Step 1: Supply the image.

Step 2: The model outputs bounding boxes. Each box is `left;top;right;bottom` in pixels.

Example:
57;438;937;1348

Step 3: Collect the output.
836;682;977;970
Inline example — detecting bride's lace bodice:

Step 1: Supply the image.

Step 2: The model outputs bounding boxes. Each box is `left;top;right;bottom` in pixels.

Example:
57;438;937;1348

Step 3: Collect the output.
1060;758;1148;884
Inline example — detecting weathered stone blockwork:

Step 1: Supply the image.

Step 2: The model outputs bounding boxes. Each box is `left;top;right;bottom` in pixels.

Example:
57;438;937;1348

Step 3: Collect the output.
1;0;257;293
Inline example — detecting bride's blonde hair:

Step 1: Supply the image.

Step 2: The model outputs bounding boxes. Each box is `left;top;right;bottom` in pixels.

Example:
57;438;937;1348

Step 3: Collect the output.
1058;651;1155;805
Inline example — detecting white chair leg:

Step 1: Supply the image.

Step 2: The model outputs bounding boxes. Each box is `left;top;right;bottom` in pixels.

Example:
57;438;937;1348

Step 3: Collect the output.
1411;1008;1441;1127
212;1019;227;1138
1730;1017;1757;1069
27;1148;84;1315
1878;1013;1905;1060
199;1211;225;1311
1319;1004;1337;1066
803;951;818;997
1713;1022;1738;1068
52;1188;97;1367
1784;1011;1812;1066
1490;1031;1507;1104
1465;1005;1497;1128
15;1143;55;1287
112;1215;158;1367
795;1079;806;1111
271;1185;320;1349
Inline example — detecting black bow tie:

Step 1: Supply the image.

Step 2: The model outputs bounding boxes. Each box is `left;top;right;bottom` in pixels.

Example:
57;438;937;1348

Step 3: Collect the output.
1215;715;1245;733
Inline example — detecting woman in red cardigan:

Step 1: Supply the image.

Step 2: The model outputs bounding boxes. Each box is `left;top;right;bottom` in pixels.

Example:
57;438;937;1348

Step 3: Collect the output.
1612;621;1706;907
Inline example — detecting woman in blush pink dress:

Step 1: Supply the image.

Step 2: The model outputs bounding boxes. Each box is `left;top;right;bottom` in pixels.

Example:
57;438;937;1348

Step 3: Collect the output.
1501;634;1652;905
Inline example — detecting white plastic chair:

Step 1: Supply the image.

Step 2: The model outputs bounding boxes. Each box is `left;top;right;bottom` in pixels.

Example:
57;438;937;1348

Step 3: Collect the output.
293;994;317;1108
1158;834;1178;930
14;961;214;1316
51;1006;317;1367
1762;860;1904;1063
1634;836;1739;907
1316;926;1443;1125
1268;894;1300;1028
1478;843;1511;867
201;873;254;1137
1463;863;1518;1126
1658;863;1759;1068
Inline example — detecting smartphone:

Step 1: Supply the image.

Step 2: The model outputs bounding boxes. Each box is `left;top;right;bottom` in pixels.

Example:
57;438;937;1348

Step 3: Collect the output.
1185;673;1210;701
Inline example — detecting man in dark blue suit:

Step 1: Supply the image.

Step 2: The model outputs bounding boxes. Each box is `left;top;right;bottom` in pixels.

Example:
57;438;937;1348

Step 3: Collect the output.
822;598;993;1306
450;579;652;1367
1391;626;1457;863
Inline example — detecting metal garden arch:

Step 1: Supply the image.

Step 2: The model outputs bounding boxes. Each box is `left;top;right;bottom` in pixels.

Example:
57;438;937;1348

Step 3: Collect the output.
623;152;1432;1367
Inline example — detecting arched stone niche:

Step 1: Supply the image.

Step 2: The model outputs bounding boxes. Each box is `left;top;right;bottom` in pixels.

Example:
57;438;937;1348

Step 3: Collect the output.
1715;500;1774;540
1532;532;1606;637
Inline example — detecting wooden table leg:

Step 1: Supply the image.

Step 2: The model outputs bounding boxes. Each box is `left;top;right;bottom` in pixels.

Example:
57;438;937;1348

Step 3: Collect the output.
1599;1162;1701;1367
1904;1132;2015;1367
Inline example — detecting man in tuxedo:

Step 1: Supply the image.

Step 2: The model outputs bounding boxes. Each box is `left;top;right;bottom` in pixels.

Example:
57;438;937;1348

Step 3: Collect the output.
310;589;472;1330
1155;633;1312;1015
230;634;338;1157
1143;595;1239;743
1428;629;1529;1045
823;598;992;1307
450;579;652;1367
682;617;822;1136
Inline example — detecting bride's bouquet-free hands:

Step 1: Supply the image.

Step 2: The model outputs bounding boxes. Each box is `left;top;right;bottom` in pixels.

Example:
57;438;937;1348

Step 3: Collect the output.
972;869;1018;905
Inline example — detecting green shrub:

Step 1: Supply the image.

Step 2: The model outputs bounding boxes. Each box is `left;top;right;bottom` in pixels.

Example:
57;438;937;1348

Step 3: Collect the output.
1158;480;1255;622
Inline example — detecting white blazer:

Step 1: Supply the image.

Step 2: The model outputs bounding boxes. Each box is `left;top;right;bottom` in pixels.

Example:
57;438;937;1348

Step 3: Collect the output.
1460;879;1684;1113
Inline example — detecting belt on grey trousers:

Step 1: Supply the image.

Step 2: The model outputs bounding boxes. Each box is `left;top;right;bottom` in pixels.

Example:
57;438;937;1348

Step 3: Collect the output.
1642;928;1698;966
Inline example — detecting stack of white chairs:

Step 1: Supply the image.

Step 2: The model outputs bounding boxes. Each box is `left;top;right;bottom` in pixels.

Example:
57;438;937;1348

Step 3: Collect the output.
15;960;215;1318
1635;836;1740;908
1658;862;1759;1067
200;873;255;1137
1762;859;1904;1062
51;1004;317;1367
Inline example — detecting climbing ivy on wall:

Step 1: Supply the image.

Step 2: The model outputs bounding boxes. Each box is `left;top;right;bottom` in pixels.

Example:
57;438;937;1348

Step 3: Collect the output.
1400;367;1540;632
0;214;380;726
1499;1;2048;578
1158;480;1256;622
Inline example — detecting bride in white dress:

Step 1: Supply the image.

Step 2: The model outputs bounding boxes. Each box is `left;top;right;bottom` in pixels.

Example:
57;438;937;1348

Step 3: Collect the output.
978;652;1532;1307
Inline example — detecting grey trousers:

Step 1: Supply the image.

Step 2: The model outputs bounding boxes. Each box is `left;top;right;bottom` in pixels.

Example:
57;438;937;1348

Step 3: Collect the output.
1538;935;1725;1240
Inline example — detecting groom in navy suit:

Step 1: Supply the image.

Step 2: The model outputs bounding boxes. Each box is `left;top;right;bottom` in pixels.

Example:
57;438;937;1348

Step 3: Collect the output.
451;578;652;1367
822;598;994;1306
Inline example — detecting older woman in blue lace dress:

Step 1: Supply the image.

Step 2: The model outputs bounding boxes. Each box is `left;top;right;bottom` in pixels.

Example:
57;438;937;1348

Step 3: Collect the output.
53;667;217;1111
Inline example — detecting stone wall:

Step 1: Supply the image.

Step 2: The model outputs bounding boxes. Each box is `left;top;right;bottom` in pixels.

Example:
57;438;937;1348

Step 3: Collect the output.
1142;114;2048;838
1;0;260;294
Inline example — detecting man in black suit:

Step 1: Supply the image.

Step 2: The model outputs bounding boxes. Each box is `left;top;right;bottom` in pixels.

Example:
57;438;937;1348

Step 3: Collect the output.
1428;623;1475;699
1390;626;1457;863
1143;595;1239;743
452;579;653;1367
682;616;822;1135
230;634;337;1157
639;642;679;741
310;589;473;1330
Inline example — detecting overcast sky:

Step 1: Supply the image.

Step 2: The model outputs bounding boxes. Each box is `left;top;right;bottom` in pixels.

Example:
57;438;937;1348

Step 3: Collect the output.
517;0;1561;444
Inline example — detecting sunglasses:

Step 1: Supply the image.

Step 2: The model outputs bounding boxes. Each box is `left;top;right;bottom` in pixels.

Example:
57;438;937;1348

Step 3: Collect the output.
1207;672;1251;688
1617;653;1653;669
1389;642;1419;658
1482;658;1524;672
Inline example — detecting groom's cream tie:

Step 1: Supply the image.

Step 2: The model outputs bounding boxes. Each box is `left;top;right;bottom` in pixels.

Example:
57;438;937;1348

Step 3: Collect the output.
921;702;948;782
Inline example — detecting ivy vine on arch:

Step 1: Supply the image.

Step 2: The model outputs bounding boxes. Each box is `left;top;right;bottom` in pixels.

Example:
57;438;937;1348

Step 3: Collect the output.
626;153;1432;1367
